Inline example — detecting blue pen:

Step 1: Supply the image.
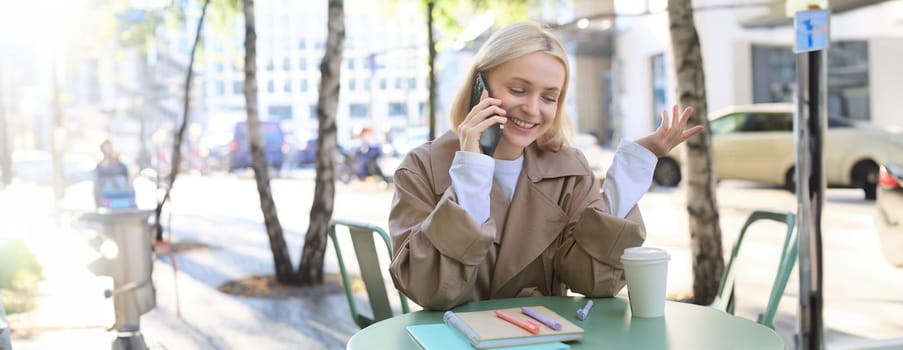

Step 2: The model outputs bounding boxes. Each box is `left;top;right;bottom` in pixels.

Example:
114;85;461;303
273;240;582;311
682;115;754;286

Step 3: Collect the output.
576;300;594;321
520;306;562;330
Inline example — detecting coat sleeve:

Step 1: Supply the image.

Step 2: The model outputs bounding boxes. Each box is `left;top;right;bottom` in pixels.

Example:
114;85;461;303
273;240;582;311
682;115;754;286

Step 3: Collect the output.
388;164;497;310
555;173;646;297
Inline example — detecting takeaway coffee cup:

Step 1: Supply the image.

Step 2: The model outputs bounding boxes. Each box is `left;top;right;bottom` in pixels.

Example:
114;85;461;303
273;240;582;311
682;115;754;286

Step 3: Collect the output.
621;247;670;318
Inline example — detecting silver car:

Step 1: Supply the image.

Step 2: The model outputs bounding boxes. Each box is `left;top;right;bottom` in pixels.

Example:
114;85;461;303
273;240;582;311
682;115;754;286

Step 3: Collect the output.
655;103;903;200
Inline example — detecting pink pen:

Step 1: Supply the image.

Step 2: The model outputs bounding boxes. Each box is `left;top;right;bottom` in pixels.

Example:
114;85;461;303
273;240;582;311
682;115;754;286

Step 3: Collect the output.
495;310;541;335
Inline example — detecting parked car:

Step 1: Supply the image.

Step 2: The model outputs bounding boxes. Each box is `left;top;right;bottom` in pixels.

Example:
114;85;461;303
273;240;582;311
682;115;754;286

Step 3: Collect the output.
386;127;430;157
229;121;287;170
655;103;903;199
10;150;96;186
876;163;903;267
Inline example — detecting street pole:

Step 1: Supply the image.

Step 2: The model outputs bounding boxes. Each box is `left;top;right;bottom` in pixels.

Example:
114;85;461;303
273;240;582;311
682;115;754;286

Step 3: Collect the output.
50;52;66;201
792;5;828;349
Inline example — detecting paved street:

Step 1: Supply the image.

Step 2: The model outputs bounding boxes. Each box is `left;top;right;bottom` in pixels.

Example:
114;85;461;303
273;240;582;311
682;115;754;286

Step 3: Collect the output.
3;168;902;349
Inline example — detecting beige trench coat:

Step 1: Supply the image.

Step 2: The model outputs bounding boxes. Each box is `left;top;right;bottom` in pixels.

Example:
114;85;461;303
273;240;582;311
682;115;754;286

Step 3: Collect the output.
388;131;646;310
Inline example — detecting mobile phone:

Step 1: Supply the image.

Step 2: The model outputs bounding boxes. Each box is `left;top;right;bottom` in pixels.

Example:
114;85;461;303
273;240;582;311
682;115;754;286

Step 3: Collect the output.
470;74;503;156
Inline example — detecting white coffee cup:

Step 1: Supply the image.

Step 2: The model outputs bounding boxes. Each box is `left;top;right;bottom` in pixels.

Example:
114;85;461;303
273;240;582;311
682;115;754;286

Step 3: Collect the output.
621;246;670;318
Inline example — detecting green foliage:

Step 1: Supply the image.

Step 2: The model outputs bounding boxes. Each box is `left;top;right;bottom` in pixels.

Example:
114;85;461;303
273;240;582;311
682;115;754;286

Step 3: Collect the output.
0;238;43;314
0;239;42;291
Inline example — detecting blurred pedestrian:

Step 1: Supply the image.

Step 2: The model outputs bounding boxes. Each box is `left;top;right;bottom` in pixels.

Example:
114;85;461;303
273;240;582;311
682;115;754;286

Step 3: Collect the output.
94;139;135;209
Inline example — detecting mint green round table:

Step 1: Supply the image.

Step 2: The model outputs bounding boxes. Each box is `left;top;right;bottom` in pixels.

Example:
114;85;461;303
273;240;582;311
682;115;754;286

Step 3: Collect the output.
346;296;784;349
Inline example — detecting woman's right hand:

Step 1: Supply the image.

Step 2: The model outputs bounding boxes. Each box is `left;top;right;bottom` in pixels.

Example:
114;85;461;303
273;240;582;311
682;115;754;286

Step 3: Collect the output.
457;90;507;154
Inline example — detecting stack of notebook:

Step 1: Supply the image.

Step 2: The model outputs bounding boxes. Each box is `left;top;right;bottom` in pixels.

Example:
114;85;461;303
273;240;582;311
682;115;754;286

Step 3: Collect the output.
406;306;583;349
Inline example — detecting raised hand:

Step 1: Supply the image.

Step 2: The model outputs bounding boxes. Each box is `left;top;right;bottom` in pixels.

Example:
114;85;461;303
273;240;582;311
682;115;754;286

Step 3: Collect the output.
635;104;704;157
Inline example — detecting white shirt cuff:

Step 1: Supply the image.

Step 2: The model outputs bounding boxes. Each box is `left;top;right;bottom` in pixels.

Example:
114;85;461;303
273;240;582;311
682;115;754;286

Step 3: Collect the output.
602;139;658;218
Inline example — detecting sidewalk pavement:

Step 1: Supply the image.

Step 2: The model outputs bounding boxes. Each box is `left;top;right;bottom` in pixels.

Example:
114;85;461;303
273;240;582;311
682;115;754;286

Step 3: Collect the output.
2;182;361;349
3;177;903;349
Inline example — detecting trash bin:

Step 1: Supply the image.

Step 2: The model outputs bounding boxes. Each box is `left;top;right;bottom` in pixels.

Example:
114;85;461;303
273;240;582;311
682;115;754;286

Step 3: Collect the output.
80;209;155;350
1;295;11;350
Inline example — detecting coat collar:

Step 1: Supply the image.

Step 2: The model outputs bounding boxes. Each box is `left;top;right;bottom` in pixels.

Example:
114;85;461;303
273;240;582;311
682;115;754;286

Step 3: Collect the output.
427;131;592;196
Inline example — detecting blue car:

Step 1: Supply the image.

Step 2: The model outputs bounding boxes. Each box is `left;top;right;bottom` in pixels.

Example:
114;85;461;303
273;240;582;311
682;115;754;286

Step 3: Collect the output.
230;121;286;170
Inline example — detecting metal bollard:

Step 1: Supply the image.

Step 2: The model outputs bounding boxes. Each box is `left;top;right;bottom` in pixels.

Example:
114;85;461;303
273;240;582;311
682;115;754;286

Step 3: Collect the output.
81;209;156;350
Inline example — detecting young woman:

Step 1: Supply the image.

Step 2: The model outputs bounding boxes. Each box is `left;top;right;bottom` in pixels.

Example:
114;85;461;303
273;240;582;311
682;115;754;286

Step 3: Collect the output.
388;21;702;310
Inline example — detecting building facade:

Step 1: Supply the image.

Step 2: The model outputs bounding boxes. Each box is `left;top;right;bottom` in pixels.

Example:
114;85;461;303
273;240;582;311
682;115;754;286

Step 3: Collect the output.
612;0;903;142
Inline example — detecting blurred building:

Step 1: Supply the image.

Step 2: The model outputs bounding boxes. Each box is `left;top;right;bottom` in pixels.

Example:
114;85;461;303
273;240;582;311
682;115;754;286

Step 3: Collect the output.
610;0;903;142
198;0;429;146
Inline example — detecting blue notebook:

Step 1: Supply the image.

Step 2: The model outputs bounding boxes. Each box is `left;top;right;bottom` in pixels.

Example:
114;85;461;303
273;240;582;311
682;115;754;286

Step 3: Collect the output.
406;323;570;350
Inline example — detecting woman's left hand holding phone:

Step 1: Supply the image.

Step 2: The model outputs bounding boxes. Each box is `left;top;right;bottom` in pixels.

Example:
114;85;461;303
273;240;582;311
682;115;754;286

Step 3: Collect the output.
458;90;508;154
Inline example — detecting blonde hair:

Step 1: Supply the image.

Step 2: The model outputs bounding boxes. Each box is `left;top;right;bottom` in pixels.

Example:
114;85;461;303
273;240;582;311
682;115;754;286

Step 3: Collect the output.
449;21;573;152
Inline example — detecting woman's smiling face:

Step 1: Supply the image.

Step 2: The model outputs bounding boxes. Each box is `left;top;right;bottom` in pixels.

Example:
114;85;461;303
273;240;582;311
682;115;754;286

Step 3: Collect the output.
484;52;566;160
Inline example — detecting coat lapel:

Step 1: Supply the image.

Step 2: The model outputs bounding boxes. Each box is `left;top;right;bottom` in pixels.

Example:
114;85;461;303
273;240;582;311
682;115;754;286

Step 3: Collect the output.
490;144;587;295
490;171;567;294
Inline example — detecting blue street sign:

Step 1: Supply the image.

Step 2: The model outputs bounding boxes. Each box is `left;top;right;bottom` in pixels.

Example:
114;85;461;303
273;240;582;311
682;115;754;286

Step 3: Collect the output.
794;9;830;53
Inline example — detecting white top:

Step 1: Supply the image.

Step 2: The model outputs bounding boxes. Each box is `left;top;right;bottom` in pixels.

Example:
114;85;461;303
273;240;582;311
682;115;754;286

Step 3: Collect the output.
449;139;658;224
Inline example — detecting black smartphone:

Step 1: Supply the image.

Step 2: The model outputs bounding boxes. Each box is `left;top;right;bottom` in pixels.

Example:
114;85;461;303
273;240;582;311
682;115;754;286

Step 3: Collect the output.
469;74;503;156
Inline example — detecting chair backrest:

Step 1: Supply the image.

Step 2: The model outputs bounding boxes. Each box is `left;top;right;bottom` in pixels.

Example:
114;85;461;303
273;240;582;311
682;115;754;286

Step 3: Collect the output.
329;219;410;329
710;210;797;329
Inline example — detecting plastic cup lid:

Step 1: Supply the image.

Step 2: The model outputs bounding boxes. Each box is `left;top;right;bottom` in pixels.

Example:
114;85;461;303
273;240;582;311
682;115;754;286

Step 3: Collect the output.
621;247;670;262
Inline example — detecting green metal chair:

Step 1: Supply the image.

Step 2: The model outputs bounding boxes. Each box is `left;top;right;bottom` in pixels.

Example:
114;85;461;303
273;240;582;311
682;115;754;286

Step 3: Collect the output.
329;219;410;329
710;210;797;329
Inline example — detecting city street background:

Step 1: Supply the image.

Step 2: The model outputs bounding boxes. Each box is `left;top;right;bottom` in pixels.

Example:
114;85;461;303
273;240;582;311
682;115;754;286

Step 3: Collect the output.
2;166;902;349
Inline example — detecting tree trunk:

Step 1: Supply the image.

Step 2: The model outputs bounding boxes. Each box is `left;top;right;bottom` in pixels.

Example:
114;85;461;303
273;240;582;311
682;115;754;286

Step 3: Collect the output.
154;0;211;241
298;0;345;286
242;0;295;283
667;0;724;305
0;67;11;187
426;0;437;140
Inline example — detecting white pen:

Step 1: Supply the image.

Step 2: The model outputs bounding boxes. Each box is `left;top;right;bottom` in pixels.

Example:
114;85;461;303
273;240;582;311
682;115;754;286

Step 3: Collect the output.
576;300;594;321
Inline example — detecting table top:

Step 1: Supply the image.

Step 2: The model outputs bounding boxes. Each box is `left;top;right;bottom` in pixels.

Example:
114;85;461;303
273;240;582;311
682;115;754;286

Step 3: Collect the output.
346;296;784;350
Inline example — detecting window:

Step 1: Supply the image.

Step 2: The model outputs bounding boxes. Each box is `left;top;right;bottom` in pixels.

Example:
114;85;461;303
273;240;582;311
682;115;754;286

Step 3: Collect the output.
215;62;224;72
738;113;793;132
299;57;307;70
349;103;368;118
408;78;417;90
266;59;275;71
283;57;291;71
215;81;225;95
233;81;244;95
300;79;308;93
379;78;387;90
267;80;275;93
268;105;293;121
309;105;318;119
828;41;870;121
347;58;355;70
394;78;402;90
298;38;306;50
751;42;870;121
710;114;746;135
650;53;667;129
388;102;407;117
751;45;795;104
283;80;291;93
349;79;356;91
